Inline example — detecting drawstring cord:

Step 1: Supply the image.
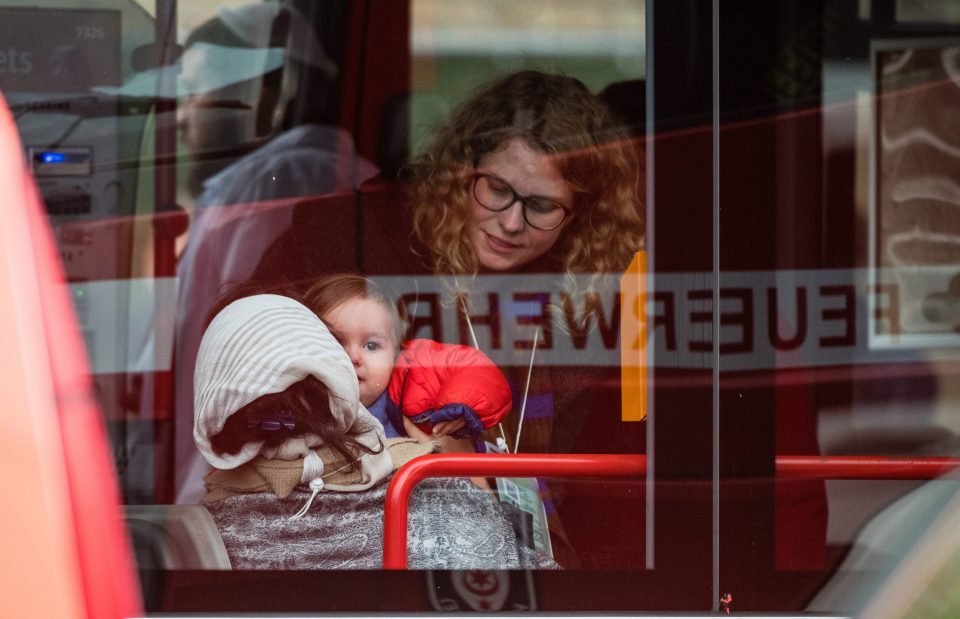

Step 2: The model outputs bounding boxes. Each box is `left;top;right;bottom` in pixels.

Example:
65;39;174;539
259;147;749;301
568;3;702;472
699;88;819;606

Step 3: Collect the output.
289;451;363;520
290;478;325;520
513;326;540;454
463;308;510;452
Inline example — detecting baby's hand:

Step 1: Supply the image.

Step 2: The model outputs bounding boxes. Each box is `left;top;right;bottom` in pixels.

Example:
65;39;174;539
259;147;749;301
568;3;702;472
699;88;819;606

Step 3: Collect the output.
431;418;467;437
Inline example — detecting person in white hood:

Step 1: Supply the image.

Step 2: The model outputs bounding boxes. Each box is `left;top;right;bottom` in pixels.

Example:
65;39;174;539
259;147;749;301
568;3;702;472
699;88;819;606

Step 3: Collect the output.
193;293;557;570
194;293;392;488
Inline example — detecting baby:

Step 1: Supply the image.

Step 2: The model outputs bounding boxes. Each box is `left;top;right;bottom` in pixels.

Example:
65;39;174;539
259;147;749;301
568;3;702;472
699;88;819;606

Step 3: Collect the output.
303;274;511;445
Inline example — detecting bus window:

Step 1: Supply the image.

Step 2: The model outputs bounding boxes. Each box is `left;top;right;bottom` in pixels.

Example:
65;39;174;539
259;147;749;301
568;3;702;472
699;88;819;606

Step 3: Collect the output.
708;0;960;612
10;0;960;616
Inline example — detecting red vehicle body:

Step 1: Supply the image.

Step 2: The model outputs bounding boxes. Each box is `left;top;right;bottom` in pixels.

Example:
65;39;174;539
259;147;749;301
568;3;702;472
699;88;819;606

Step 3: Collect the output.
0;94;142;619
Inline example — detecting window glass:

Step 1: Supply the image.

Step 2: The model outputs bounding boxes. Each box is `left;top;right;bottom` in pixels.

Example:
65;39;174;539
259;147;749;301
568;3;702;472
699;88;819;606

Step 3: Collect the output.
4;0;654;610
409;0;645;154
12;0;960;615
710;0;960;613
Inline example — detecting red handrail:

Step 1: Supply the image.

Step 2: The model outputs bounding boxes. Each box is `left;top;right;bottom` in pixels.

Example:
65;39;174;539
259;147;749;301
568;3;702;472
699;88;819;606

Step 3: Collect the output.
777;455;960;480
383;453;645;569
383;453;960;569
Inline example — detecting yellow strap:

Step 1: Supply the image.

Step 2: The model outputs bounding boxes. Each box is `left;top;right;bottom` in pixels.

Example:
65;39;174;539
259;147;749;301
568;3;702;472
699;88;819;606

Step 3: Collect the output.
620;250;647;421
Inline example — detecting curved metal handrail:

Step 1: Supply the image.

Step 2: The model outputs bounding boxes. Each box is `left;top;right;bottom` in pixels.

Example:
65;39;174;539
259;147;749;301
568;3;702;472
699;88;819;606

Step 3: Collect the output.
383;453;960;569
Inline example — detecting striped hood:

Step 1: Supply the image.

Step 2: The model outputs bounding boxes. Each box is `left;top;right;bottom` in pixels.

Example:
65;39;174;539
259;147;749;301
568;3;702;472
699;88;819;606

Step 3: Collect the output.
193;294;382;470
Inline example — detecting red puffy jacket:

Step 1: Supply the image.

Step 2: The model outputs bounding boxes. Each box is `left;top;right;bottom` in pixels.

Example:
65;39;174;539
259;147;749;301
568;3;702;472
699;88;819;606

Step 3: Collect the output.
387;339;512;437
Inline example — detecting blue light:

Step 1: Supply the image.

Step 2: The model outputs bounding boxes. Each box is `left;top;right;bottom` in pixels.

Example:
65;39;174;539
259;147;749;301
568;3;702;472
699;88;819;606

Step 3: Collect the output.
41;152;66;164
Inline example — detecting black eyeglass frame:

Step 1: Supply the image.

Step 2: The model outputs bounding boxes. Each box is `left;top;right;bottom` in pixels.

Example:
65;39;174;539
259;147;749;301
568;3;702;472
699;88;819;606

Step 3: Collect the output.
470;173;572;231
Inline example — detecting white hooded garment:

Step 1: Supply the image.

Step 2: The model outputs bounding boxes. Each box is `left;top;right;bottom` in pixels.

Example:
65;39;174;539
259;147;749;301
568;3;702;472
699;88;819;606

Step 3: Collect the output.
193;294;392;490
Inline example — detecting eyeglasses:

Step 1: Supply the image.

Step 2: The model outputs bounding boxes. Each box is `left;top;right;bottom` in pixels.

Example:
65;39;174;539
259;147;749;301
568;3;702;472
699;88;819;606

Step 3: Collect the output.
471;173;571;231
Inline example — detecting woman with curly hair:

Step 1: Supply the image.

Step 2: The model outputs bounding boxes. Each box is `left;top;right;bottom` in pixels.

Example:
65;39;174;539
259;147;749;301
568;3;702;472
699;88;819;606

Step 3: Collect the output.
408;69;644;279
398;71;646;569
250;70;646;568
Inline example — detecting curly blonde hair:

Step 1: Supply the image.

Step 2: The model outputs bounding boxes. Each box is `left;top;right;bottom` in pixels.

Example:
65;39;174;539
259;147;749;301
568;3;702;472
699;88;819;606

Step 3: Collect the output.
408;70;644;278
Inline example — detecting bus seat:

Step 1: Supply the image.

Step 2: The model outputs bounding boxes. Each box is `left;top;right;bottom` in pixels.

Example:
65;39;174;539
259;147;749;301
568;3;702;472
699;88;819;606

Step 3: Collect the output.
124;504;231;570
376;91;450;180
598;79;646;137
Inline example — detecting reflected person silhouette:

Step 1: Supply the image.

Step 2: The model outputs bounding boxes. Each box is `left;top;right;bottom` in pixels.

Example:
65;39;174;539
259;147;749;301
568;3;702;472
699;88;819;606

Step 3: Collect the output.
172;3;377;503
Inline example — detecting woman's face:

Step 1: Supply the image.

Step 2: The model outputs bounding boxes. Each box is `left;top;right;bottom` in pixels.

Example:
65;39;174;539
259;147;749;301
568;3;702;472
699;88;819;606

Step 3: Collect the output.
468;138;574;271
322;298;398;407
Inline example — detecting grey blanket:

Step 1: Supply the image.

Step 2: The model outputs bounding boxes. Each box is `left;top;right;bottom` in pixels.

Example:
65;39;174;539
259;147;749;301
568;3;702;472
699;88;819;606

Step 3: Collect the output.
205;476;558;570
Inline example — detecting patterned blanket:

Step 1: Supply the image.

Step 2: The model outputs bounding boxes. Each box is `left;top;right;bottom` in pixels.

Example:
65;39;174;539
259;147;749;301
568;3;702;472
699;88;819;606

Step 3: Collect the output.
205;476;559;569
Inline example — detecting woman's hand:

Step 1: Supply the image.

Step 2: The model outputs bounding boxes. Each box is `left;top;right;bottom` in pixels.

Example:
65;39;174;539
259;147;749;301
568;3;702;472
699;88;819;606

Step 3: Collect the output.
402;417;433;442
434;434;492;492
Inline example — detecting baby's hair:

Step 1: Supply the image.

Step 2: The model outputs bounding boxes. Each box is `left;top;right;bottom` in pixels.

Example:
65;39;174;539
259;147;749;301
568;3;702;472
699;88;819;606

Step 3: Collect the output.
209;375;381;468
205;279;310;332
304;274;404;347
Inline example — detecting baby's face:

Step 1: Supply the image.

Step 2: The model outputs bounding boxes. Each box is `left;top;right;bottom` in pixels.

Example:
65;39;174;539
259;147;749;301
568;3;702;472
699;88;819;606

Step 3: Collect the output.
323;298;398;407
